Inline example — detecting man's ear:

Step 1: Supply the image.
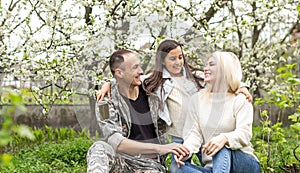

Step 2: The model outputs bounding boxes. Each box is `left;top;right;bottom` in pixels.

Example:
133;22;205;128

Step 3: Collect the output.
115;69;123;78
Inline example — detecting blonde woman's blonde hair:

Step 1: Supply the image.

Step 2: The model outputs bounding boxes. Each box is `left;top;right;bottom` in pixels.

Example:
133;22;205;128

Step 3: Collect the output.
207;51;242;93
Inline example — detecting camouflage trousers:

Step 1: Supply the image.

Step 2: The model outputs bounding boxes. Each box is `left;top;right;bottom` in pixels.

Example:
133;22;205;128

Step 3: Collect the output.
87;141;167;173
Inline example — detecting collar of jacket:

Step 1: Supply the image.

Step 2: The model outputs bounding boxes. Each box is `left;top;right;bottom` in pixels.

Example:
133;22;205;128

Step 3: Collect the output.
155;67;188;99
110;80;132;136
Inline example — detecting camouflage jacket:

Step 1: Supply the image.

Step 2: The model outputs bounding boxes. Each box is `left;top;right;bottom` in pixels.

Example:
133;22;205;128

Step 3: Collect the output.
95;78;168;152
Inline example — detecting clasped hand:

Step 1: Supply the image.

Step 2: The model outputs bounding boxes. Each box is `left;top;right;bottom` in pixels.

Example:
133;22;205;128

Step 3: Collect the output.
171;145;190;168
172;135;228;168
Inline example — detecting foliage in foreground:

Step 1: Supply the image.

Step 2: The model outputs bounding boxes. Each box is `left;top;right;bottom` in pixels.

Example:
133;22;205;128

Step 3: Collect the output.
2;138;93;173
0;125;298;173
0;88;35;167
253;64;300;173
1;126;95;173
253;126;299;173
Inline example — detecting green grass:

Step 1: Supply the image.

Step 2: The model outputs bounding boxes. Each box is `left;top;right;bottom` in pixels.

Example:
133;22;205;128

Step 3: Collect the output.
1;126;299;172
2;138;93;173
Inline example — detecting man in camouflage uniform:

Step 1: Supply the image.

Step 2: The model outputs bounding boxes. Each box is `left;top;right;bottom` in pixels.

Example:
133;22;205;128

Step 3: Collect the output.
87;50;182;173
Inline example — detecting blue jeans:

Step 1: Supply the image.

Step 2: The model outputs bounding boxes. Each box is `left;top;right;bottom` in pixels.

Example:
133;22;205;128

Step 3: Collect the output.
172;147;261;173
170;136;204;173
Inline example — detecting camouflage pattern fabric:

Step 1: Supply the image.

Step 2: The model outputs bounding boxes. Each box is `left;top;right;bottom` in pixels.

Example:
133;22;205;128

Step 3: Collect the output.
88;80;168;173
87;141;115;173
87;141;166;173
120;153;166;173
95;79;168;145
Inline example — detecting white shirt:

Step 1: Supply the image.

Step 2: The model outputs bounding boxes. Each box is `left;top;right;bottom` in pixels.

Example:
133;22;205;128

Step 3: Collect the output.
183;89;258;167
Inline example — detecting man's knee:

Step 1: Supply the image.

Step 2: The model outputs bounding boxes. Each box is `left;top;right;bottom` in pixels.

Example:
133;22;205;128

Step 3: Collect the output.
88;141;114;155
87;141;115;173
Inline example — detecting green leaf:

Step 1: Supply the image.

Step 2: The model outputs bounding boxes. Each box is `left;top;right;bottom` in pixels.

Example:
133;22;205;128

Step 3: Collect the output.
276;66;286;73
1;154;12;167
254;98;265;106
287;77;300;84
290;123;300;131
286;64;296;69
288;113;300;122
0;131;12;146
279;72;293;78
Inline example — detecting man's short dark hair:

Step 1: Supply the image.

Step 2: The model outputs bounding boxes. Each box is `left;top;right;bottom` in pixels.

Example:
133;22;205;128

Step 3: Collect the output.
109;49;133;75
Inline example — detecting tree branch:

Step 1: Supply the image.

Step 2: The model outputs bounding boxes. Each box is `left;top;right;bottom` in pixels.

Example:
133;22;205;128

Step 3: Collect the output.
175;0;229;42
228;0;243;57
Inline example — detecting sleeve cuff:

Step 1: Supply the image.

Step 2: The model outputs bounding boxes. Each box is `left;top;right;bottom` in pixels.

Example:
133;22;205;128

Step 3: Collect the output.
108;132;126;152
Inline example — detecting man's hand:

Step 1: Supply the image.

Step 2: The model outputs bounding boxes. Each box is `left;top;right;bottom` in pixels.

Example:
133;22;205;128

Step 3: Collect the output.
202;135;228;157
171;145;190;168
235;87;252;102
155;143;181;155
96;81;111;102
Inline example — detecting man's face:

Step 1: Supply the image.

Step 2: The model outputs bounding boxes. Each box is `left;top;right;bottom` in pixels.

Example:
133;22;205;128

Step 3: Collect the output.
117;53;144;86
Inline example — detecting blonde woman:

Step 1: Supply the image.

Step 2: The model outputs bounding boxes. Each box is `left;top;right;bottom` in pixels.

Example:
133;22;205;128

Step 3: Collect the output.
173;52;260;173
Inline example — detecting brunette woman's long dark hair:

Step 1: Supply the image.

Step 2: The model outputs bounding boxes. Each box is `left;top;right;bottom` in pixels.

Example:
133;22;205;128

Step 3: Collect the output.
144;39;203;96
